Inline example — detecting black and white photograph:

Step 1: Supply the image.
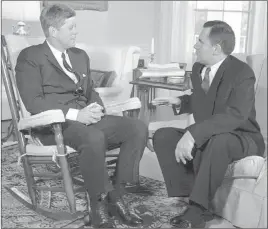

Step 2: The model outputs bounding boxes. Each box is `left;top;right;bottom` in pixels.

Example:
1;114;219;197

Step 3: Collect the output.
1;1;267;228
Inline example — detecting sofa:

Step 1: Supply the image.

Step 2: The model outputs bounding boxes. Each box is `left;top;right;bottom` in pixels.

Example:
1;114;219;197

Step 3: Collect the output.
2;34;141;118
141;54;267;228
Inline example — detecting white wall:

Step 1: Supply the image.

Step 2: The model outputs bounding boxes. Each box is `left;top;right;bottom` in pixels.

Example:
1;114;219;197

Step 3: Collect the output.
1;1;155;120
76;1;155;56
2;1;155;53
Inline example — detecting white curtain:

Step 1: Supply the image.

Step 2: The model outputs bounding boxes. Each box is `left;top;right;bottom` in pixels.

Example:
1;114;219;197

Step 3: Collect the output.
247;1;267;56
154;1;196;96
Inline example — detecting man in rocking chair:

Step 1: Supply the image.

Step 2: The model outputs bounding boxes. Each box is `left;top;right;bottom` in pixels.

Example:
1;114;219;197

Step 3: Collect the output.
15;3;148;228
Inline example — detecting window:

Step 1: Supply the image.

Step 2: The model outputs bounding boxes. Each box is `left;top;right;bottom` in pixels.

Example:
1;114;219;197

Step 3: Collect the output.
193;1;252;53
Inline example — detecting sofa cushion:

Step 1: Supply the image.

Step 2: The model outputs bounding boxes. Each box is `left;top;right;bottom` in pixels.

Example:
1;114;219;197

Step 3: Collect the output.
90;69;117;88
225;156;265;179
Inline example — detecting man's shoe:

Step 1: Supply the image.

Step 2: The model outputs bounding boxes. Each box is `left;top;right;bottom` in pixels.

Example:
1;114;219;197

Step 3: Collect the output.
170;203;206;228
108;196;143;226
170;216;206;228
91;195;115;228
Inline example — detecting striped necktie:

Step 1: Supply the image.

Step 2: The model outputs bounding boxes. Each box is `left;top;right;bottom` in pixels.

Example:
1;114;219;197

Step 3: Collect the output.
61;53;80;82
201;67;211;93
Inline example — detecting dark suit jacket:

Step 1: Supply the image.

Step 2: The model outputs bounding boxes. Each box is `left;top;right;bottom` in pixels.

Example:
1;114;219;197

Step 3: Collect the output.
173;55;265;155
15;41;104;116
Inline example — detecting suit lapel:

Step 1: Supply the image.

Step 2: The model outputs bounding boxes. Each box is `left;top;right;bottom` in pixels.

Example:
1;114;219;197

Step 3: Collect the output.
67;49;88;93
206;56;232;114
42;41;66;74
192;63;205;89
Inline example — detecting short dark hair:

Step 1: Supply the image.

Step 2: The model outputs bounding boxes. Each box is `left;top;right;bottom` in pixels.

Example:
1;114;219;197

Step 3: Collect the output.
40;4;76;37
203;20;235;55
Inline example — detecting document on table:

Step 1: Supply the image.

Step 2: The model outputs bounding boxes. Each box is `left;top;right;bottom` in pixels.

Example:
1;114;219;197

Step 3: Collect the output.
137;68;185;78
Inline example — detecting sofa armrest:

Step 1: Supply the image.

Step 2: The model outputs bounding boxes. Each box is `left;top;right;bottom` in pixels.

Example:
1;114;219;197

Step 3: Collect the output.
18;110;65;131
105;97;141;115
95;86;123;98
224;156;265;179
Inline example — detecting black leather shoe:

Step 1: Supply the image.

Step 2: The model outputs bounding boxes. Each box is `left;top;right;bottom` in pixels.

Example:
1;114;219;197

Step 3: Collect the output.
109;196;143;226
170;215;205;228
91;197;115;228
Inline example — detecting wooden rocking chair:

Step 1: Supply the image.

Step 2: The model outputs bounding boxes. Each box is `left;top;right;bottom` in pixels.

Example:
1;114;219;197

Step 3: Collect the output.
1;34;142;223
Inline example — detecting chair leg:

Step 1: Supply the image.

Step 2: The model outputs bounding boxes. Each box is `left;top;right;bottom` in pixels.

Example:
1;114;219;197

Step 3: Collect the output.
147;139;154;152
22;157;38;207
83;192;92;226
53;124;76;214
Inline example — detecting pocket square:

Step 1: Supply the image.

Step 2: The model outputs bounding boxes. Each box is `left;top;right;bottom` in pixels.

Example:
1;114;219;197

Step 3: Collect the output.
82;73;86;78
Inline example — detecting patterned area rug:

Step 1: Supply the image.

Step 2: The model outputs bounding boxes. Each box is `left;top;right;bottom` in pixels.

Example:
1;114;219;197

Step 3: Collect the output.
1;145;189;228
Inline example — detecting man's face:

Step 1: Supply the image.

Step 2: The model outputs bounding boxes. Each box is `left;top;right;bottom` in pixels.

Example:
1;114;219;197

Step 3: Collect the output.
54;17;77;49
194;27;215;65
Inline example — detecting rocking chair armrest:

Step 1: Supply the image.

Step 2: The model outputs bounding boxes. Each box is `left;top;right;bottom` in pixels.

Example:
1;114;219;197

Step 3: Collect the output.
18;109;66;131
105;97;141;115
95;86;123;97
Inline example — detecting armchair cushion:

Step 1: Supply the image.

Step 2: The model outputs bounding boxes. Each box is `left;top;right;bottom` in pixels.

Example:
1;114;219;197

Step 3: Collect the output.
91;69;117;87
224;156;265;179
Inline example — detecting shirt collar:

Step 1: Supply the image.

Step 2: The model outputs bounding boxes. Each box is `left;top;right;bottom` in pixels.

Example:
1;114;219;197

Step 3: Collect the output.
46;40;67;59
206;57;227;77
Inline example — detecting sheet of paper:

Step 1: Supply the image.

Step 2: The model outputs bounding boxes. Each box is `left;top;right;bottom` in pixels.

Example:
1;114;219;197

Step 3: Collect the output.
139;68;185;78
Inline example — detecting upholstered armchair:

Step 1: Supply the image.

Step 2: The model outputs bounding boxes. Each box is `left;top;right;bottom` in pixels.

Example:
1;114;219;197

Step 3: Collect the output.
141;54;267;228
76;43;141;109
211;55;267;228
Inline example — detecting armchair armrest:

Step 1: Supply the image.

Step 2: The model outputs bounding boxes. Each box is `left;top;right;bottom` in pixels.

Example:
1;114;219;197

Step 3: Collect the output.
105;97;141;115
95;86;123;97
254;158;267;196
224;156;265;179
18;110;65;131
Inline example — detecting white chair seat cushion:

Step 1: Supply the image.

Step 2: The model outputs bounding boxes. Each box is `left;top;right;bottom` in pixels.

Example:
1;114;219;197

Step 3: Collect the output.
225;156;265;179
26;144;76;156
25;144;120;157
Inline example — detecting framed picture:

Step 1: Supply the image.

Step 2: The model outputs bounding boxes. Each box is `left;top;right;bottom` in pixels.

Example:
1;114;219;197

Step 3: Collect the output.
43;1;108;11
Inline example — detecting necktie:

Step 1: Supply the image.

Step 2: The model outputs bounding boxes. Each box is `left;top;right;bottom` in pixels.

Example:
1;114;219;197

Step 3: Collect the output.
201;67;211;93
61;53;80;82
61;52;84;97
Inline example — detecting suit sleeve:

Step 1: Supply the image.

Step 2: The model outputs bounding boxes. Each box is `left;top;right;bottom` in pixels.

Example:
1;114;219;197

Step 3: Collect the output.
172;94;192;115
187;68;256;148
15;49;73;115
84;53;104;108
172;62;201;116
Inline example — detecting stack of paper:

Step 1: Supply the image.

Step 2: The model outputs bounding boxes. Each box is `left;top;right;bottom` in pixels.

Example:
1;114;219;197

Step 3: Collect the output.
138;63;185;78
148;63;181;69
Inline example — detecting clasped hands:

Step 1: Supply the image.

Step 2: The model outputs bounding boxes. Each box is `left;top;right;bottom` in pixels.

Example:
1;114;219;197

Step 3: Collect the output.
77;102;104;125
152;96;195;164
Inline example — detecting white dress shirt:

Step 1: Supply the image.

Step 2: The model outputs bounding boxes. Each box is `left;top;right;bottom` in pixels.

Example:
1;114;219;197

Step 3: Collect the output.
46;41;79;121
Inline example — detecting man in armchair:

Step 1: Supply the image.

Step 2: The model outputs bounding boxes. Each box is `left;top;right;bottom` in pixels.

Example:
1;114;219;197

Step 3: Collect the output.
15;3;148;228
152;20;265;228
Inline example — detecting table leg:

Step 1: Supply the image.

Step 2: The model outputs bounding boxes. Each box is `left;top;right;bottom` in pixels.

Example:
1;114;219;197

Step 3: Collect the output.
138;85;150;125
137;85;154;152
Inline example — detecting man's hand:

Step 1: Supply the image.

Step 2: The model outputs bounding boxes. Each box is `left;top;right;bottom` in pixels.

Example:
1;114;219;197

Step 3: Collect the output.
77;103;104;125
151;97;181;106
175;131;195;164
